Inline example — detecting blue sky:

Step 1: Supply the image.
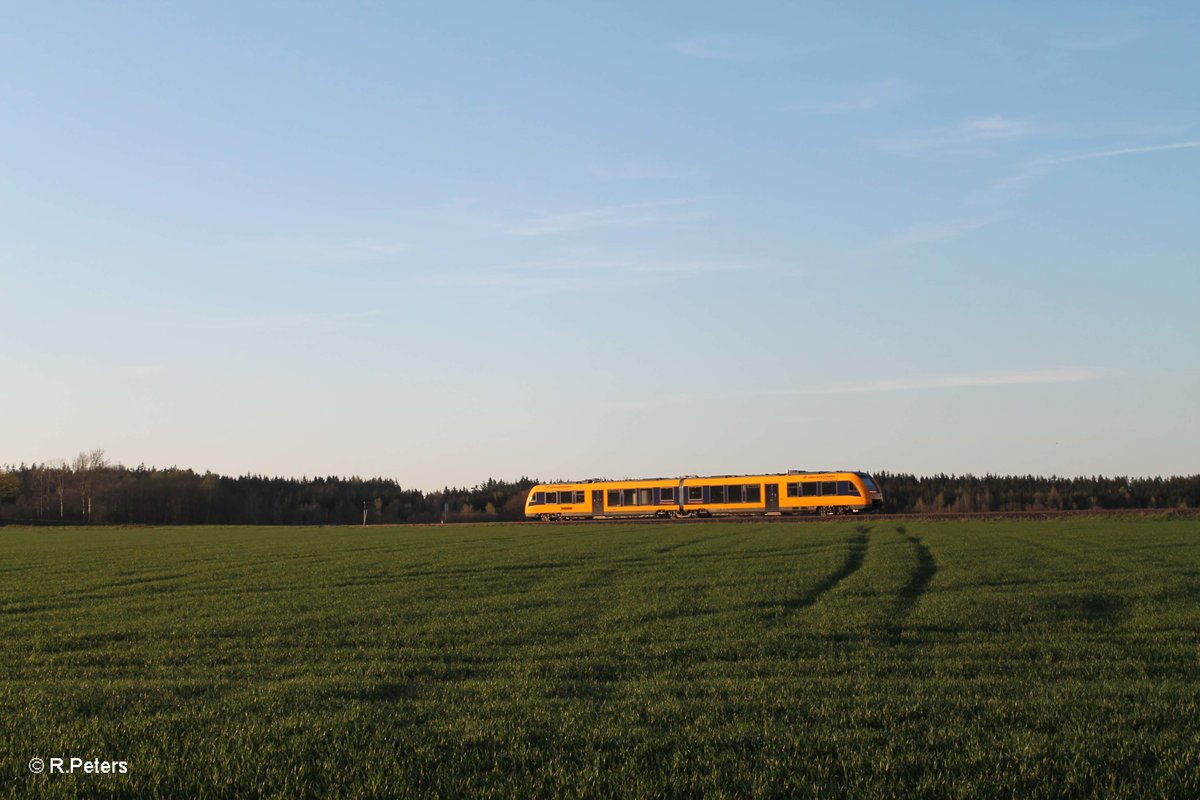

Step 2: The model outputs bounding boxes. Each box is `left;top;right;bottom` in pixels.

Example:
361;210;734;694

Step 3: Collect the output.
3;2;1197;488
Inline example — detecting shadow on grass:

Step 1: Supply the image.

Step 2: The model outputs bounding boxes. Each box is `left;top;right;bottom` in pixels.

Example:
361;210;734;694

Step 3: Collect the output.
890;527;939;643
1050;591;1127;625
758;526;872;616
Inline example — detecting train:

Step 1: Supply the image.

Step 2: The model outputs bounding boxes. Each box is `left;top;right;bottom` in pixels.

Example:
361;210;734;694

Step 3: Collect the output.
525;470;883;520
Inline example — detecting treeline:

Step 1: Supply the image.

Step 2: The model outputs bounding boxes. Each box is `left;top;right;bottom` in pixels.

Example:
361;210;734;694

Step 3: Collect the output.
873;471;1200;514
0;452;535;525
1;454;1198;525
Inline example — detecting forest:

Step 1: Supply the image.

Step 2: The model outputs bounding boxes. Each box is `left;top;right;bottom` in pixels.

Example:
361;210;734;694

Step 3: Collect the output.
1;451;1197;525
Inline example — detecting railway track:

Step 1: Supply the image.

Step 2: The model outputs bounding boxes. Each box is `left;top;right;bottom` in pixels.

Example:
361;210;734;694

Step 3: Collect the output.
509;507;1200;525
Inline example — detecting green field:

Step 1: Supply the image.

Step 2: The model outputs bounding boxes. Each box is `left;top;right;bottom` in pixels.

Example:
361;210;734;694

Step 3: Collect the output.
3;518;1199;798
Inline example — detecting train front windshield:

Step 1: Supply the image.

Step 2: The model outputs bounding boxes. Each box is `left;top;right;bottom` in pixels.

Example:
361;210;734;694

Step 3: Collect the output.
857;473;881;493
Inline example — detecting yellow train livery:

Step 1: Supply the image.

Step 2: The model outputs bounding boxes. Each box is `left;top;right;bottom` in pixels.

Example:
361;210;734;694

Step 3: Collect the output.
525;471;883;520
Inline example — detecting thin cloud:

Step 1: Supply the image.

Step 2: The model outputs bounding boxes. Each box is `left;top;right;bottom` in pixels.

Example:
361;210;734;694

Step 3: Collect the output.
443;273;608;293
444;254;758;293
1065;140;1200;161
245;236;409;265
618;393;694;412
1053;30;1144;50
628;260;751;275
670;36;727;59
585;162;701;181
669;35;792;61
803;78;915;114
669;33;866;61
219;310;384;331
882;219;990;248
873;116;1044;157
791;368;1107;395
852;218;994;260
993;139;1200;193
489;254;752;275
504;198;708;237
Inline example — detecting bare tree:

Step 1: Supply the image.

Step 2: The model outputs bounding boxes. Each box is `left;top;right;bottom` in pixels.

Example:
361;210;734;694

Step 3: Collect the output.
73;449;109;522
48;460;68;520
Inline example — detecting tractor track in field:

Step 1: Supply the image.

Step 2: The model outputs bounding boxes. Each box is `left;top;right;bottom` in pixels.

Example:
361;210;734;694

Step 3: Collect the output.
765;524;873;616
888;525;938;642
650;530;742;555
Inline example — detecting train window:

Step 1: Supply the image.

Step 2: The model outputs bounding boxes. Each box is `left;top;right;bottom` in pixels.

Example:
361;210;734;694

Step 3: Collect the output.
798;483;814;497
622;488;637;505
725;485;742;503
638;488;653;505
786;483;799;497
687;486;703;502
607;490;620;506
577;491;586;503
746;485;762;503
661;487;676;503
544;492;557;504
532;492;544;505
821;481;837;496
710;485;726;503
838;481;860;497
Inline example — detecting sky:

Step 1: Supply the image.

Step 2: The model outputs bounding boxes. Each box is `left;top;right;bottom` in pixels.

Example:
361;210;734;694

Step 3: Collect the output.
2;2;1197;489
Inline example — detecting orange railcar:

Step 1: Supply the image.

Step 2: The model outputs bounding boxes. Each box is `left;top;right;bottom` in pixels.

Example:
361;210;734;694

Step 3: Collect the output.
525;471;883;520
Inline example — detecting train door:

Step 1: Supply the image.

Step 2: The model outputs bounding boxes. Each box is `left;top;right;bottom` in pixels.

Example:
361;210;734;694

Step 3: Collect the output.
765;482;779;512
592;490;603;516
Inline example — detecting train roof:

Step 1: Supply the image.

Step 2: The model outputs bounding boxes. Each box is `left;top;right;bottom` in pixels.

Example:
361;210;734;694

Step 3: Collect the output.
533;469;872;486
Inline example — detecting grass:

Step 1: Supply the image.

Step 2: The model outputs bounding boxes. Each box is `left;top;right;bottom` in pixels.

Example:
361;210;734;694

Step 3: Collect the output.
2;518;1199;798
